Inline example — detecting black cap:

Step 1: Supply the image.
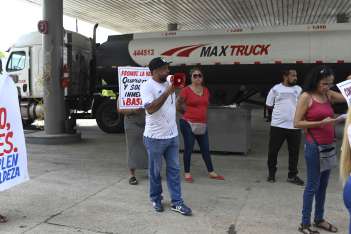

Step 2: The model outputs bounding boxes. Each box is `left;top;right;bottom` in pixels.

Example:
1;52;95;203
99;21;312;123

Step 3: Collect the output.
148;57;171;71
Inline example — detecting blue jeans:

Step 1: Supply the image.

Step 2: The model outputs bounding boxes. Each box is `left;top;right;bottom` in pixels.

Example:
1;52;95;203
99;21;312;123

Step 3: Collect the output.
344;176;351;234
302;141;331;225
179;119;214;173
143;136;183;206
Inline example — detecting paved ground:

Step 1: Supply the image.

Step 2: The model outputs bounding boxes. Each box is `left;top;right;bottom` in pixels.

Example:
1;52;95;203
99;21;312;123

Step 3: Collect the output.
0;109;348;234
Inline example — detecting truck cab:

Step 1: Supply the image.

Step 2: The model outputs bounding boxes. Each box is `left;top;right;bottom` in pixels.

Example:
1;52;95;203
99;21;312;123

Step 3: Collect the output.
4;32;42;99
3;31;124;133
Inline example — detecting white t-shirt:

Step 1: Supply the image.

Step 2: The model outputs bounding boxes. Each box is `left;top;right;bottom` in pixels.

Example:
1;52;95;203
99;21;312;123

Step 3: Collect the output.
266;83;302;129
141;78;178;139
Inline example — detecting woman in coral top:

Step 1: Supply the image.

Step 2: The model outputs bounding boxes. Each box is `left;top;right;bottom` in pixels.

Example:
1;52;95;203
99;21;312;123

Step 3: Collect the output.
176;67;224;183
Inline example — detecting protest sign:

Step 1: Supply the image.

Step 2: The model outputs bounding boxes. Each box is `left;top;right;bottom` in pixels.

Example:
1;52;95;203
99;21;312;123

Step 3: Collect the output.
118;66;151;109
336;80;351;106
0;75;29;191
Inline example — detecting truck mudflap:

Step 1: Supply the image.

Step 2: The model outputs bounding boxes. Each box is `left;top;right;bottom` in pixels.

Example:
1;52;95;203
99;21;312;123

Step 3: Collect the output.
95;98;124;133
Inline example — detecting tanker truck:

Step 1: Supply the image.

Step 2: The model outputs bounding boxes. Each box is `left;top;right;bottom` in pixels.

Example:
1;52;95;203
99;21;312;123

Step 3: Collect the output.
3;28;125;133
97;23;351;107
4;23;351;133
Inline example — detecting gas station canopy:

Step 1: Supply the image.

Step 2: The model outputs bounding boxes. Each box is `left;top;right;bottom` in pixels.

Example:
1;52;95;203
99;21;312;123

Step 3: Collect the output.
26;0;351;33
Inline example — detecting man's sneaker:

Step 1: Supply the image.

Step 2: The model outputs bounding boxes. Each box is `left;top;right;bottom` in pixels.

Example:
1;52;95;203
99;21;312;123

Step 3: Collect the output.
287;176;304;186
152;201;164;212
267;175;276;183
171;203;192;216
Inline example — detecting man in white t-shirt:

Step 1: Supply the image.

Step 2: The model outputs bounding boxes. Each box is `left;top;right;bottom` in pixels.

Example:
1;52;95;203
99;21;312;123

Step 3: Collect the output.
266;68;304;186
141;57;192;216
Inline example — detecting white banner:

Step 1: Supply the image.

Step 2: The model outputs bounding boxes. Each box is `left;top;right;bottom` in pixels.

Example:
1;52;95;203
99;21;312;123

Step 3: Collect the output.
118;66;151;109
336;80;351;106
0;75;29;191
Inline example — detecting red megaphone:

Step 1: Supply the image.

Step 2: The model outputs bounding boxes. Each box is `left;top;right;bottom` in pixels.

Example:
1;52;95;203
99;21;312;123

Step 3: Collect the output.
171;73;186;88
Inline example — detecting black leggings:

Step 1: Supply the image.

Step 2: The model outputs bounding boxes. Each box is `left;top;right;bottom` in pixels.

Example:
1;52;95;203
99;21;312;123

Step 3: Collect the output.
179;119;214;173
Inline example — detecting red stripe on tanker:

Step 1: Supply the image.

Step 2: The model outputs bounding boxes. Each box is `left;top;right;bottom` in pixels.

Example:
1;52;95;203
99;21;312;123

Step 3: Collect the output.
176;44;208;57
160;45;201;56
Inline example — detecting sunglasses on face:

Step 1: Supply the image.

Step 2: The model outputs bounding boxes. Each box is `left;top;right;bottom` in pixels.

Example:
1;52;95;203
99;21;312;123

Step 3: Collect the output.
192;74;202;78
320;82;334;88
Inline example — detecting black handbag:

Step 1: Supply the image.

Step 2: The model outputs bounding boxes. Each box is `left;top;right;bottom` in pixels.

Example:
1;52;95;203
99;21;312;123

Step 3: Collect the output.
307;129;337;172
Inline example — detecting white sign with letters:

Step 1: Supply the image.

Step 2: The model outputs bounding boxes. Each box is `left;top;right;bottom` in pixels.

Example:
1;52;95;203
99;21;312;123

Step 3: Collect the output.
336;80;351;106
0;75;29;191
118;67;151;109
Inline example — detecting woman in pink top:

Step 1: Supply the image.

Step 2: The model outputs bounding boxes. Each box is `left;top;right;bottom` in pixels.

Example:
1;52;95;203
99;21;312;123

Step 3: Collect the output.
294;66;348;234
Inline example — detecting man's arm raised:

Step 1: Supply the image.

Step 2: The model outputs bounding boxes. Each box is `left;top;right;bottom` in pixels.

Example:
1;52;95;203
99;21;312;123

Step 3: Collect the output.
145;85;176;114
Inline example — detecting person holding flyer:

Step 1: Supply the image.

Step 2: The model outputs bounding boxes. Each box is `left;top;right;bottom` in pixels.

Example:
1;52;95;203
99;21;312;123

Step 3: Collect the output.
294;66;349;234
117;100;147;185
141;57;192;216
117;67;150;185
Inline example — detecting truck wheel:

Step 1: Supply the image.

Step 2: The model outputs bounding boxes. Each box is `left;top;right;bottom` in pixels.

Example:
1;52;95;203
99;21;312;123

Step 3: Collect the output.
22;119;34;129
96;99;124;133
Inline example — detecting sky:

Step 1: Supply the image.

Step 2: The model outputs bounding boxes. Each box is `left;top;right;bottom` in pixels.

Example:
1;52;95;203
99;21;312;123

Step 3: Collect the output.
0;0;120;51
